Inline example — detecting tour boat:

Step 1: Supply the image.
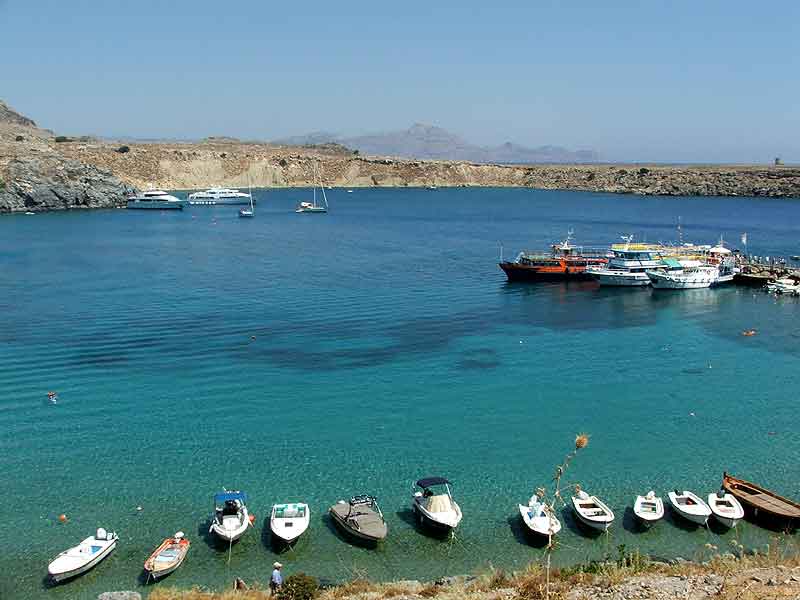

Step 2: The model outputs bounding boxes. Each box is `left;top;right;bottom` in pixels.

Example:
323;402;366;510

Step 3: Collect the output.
570;488;615;531
647;263;720;289
209;490;251;543
270;503;310;545
707;490;744;528
587;236;666;286
411;477;463;533
518;494;561;540
499;232;609;282
329;495;388;544
633;491;664;527
296;164;329;213
667;490;711;526
48;528;117;582
188;187;252;205
143;532;190;581
126;190;184;210
722;472;800;530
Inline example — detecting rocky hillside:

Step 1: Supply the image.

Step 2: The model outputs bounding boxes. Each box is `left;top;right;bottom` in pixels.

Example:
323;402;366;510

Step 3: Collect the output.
0;100;38;129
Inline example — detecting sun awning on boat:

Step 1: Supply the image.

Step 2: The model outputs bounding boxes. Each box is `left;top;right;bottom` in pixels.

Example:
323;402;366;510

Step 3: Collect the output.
215;491;247;504
662;258;683;268
416;477;450;488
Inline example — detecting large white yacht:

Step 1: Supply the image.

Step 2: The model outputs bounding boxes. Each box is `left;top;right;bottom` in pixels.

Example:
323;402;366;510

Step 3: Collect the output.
126;190;184;210
188;187;252;205
587;237;666;286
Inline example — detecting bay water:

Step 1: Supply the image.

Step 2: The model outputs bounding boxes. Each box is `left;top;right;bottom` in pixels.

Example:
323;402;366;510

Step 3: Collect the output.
1;188;799;599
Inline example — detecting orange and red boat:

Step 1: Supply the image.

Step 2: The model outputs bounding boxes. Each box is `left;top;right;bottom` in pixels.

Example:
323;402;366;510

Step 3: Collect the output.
499;234;608;282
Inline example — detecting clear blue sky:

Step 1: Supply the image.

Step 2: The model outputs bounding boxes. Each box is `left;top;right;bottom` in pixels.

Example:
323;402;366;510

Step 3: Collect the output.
2;0;798;162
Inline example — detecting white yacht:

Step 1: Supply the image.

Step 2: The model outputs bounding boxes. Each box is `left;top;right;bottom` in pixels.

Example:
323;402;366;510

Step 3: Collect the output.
126;190;184;210
188;187;252;205
588;237;665;286
647;262;720;289
296;164;329;213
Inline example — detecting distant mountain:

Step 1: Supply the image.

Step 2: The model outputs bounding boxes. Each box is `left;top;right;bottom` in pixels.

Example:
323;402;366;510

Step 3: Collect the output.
0;100;38;128
273;123;599;163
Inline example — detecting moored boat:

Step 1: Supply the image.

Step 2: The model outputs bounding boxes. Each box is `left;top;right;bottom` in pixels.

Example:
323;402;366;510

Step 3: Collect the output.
667;490;711;526
499;233;608;282
707;490;744;529
587;237;665;286
126;190;184;210
647;263;720;289
296;164;329;213
411;477;463;534
143;532;190;581
270;503;310;545
209;490;251;543
329;495;388;544
722;472;800;530
570;487;615;531
48;528;117;583
188;187;252;205
633;491;664;527
518;491;561;540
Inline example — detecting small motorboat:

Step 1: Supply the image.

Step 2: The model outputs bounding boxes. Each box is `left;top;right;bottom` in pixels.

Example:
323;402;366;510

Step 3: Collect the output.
722;472;799;530
518;492;561;540
209;490;251;543
48;528;117;582
329;495;388;544
707;490;745;528
270;503;310;545
667;490;711;526
570;487;615;531
143;532;190;581
412;477;463;533
633;491;665;527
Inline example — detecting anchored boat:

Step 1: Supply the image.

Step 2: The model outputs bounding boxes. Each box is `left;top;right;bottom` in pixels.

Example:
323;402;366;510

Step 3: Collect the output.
633;491;664;527
667;490;711;526
126;190;184;210
209;490;251;543
411;477;463;534
499;232;608;282
270;503;310;546
329;495;388;544
722;472;800;530
48;528;117;583
707;490;744;528
518;492;561;540
188;187;252;205
143;532;190;581
570;487;615;531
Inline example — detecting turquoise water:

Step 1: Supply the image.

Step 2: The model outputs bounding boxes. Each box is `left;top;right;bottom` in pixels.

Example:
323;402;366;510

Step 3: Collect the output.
1;188;799;599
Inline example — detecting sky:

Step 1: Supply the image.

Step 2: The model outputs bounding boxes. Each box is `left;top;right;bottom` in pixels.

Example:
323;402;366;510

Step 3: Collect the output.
1;0;798;163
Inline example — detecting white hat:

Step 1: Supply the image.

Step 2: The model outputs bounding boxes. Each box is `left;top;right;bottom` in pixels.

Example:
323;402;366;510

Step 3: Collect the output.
273;562;283;568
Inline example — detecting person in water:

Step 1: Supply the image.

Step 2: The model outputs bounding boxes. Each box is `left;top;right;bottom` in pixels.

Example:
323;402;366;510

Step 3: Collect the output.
270;562;283;596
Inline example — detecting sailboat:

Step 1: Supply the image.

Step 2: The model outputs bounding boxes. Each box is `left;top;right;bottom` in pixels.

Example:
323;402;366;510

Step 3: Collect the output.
239;181;255;218
296;163;329;213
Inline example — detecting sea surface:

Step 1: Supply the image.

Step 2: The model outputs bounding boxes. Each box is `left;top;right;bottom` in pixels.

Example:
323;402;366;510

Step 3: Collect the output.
1;188;799;599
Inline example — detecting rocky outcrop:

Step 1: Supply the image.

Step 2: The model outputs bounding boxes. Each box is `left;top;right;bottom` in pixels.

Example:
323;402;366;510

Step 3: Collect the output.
0;100;38;129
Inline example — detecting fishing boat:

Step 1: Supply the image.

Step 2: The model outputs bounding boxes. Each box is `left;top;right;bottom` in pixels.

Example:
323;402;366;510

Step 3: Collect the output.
667;490;711;526
296;164;328;213
411;477;463;533
270;503;310;545
633;491;664;527
209;490;251;543
499;232;609;282
722;472;800;530
647;263;720;289
126;190;184;210
329;495;388;544
707;490;744;528
518;493;561;540
47;528;117;583
143;532;190;581
188;187;252;205
570;487;615;531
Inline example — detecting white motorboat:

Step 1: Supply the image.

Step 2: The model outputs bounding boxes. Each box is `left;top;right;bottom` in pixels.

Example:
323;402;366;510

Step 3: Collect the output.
209;490;251;543
647;264;720;289
766;278;800;295
667;490;711;526
270;503;310;545
296;163;329;213
412;477;462;533
570;488;615;531
518;493;561;540
48;528;117;582
126;190;184;210
633;491;664;527
707;490;744;528
587;236;665;286
188;187;252;205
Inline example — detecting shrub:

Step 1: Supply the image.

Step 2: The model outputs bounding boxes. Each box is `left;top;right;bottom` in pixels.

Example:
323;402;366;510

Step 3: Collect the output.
278;573;319;600
638;167;650;175
0;178;5;190
279;158;288;167
15;135;24;142
353;149;359;156
54;136;71;143
115;145;130;153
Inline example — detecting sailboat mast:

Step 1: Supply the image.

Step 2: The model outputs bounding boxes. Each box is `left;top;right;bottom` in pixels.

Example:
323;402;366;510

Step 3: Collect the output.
319;161;329;208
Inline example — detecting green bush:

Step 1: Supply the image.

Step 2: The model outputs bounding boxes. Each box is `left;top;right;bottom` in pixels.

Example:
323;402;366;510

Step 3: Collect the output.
15;135;24;142
115;145;130;153
54;136;71;143
0;179;5;191
278;573;319;600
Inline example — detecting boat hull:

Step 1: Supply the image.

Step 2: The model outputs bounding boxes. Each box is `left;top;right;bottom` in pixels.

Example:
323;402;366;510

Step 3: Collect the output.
329;509;386;544
591;272;651;286
189;197;252;205
126;201;183;210
722;473;800;531
518;504;561;539
48;539;116;583
499;262;596;282
412;501;461;534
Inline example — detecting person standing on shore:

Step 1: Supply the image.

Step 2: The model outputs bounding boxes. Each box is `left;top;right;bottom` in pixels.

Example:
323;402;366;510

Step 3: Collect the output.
270;561;283;596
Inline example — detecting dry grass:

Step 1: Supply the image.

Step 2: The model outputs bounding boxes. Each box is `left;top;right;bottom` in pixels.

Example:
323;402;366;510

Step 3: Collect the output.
150;588;271;600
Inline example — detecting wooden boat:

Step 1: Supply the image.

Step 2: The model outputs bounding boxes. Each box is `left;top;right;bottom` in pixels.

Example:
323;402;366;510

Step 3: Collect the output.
633;491;664;527
707;491;744;529
570;488;615;531
270;503;310;545
48;528;117;583
144;532;190;581
722;472;800;530
518;494;561;539
329;495;388;544
667;490;711;526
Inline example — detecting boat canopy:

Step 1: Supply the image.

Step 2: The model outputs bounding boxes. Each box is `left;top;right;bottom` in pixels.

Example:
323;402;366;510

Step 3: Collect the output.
709;246;731;254
214;491;247;504
416;477;450;488
663;258;683;268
